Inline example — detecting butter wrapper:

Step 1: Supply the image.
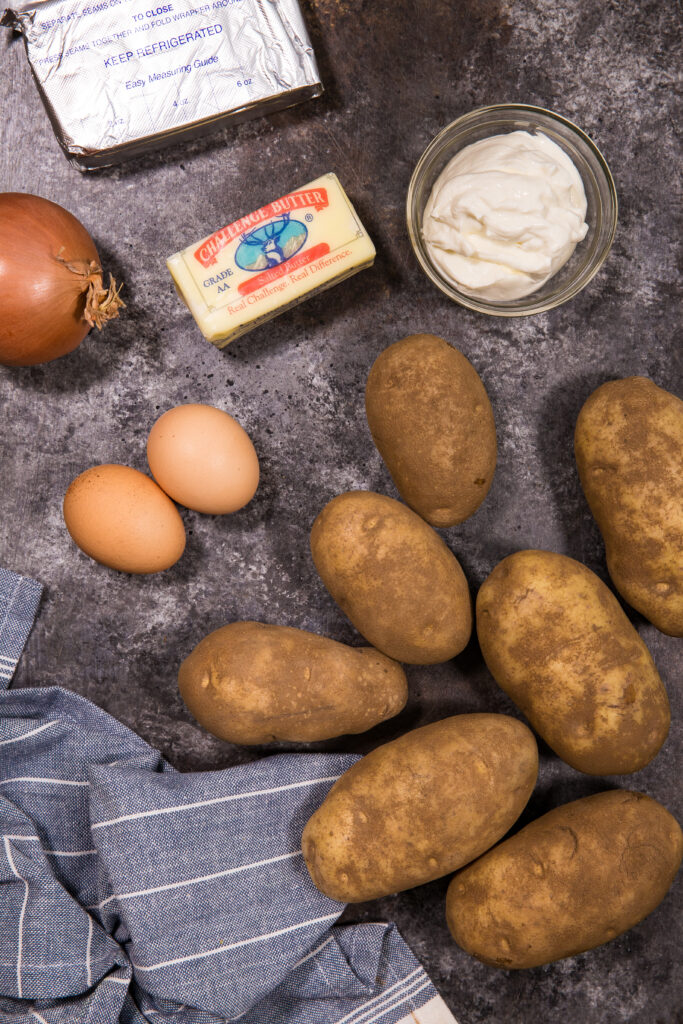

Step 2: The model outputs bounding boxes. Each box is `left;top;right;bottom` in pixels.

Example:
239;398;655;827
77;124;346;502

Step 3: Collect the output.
168;172;376;346
1;0;322;168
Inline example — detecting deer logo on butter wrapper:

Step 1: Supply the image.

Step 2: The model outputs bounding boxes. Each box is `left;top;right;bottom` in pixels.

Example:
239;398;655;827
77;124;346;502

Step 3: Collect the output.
235;214;308;272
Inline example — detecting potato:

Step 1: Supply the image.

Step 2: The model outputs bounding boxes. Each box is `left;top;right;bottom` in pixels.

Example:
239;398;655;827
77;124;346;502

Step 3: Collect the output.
365;334;496;526
447;790;683;969
476;550;670;775
574;376;683;636
302;713;538;903
178;622;408;744
310;490;472;663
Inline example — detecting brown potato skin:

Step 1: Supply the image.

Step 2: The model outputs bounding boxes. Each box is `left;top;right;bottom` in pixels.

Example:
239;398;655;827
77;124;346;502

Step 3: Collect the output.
574;377;683;636
178;622;408;744
447;790;683;969
365;334;497;527
476;550;670;775
302;714;538;903
310;490;472;664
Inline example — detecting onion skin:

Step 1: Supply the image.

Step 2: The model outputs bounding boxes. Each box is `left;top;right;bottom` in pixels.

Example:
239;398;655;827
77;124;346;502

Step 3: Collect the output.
0;193;123;366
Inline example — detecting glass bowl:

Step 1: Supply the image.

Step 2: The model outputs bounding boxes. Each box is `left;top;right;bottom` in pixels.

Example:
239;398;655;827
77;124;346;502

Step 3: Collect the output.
406;104;618;316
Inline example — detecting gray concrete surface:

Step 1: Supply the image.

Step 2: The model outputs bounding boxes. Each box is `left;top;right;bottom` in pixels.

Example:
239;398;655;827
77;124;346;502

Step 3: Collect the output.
1;0;681;1021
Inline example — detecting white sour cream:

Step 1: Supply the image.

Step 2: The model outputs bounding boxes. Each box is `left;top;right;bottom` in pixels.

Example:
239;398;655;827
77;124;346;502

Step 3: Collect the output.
422;130;589;301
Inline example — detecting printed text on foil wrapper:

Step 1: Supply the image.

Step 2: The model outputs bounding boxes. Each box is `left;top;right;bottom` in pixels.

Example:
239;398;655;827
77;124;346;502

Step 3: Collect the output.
1;0;322;166
102;23;223;66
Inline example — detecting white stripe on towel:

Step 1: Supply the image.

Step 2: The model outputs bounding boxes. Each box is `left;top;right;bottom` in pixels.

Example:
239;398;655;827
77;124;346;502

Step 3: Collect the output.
0;776;89;787
92;774;342;829
396;994;460;1024
85;914;93;988
291;934;335;970
91;850;301;910
359;980;434;1024
3;836;29;998
131;912;341;972
45;848;98;857
0;720;59;747
3;835;97;857
332;967;424;1024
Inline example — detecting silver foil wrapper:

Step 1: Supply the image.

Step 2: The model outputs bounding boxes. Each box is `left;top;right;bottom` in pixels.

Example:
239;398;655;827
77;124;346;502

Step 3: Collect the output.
2;0;322;168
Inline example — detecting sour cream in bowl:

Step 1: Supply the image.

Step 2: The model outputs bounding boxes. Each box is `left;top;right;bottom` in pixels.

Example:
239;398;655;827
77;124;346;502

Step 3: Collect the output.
407;105;617;317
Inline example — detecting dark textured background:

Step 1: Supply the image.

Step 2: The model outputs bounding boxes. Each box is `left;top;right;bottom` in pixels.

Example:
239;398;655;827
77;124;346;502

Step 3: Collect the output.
1;0;681;1020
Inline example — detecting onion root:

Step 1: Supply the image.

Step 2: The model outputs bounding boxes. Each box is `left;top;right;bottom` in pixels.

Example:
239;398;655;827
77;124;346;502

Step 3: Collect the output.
56;249;126;330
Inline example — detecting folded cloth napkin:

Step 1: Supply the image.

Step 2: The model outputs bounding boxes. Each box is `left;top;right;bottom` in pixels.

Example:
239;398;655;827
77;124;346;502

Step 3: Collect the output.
0;568;458;1024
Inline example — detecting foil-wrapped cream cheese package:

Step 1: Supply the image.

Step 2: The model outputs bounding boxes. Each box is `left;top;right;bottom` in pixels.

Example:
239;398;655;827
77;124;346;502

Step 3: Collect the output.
168;173;376;346
1;0;322;167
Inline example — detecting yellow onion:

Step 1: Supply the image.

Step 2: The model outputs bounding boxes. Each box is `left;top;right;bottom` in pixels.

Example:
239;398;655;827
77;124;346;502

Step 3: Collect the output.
0;193;124;366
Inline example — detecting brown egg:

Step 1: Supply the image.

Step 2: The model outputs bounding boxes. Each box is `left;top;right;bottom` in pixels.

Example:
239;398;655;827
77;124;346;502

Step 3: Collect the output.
146;404;259;514
63;464;186;574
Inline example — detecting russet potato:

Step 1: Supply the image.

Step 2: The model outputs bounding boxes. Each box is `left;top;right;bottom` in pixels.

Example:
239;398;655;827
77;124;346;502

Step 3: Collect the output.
302;713;538;903
178;621;408;744
310;490;472;664
575;376;683;636
365;334;497;527
476;550;670;775
447;790;683;969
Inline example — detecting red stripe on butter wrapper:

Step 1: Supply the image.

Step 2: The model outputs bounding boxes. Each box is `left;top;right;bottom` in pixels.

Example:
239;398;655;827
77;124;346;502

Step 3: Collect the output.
237;244;331;296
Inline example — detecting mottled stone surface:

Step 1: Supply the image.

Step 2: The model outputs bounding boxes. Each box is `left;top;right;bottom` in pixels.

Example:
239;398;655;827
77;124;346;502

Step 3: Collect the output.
0;0;681;1020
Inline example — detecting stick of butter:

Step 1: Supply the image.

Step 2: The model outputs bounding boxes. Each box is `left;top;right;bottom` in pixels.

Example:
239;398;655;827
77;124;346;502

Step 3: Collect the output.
167;173;376;347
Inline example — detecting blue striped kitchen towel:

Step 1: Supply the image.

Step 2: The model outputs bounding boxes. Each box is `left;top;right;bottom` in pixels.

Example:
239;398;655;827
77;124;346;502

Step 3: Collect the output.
0;568;458;1024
